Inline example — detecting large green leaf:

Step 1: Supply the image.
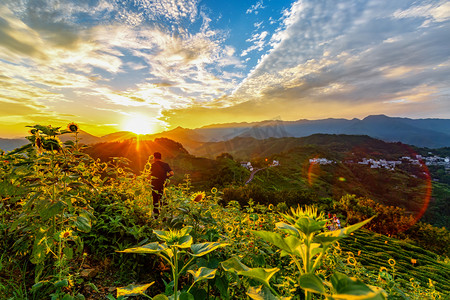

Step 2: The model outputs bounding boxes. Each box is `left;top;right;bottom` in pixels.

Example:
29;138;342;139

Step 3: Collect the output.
40;200;67;221
283;235;304;258
190;242;228;257
299;273;326;294
175;235;193;248
313;216;375;247
221;257;279;286
221;256;250;272
331;272;372;295
187;267;217;284
247;285;279;300
116;282;154;297
329;272;386;299
275;222;300;237
179;292;195;300
75;215;91;233
251;230;292;254
117;242;167;254
31;228;50;264
179;226;193;236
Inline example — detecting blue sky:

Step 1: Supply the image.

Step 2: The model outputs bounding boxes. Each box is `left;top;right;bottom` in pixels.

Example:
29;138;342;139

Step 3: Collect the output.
0;0;449;137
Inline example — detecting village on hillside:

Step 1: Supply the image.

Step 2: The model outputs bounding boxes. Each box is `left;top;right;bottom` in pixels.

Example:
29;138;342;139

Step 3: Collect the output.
310;154;450;172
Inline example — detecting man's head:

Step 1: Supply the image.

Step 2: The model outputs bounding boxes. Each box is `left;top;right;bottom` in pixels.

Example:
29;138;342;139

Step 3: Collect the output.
153;152;162;160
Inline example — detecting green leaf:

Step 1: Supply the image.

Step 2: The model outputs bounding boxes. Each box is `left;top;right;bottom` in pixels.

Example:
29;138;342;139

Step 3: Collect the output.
62;294;74;300
313;216;375;247
179;292;195;300
221;257;279;287
40;200;67;221
275;222;300;237
116;282;154;297
329;272;387;299
117;242;168;254
331;272;372;295
179;226;193;236
153;295;169;300
221;256;250;272
188;267;217;284
247;285;279;300
75;215;91;233
63;247;74;260
175;235;193;248
251;230;292;254
54;279;69;288
299;273;326;294
294;217;326;236
190;242;228;257
31;229;51;265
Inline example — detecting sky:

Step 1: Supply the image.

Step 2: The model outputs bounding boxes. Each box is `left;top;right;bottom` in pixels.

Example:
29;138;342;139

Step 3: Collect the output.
1;0;449;137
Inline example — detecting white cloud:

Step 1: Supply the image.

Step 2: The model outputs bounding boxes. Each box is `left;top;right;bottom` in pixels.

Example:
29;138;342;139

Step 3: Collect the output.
234;0;450;118
393;1;450;23
241;31;268;56
246;1;265;15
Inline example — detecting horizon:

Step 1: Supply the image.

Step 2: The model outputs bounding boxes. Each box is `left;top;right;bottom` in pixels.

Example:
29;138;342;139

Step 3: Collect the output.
1;1;450;138
1;113;449;140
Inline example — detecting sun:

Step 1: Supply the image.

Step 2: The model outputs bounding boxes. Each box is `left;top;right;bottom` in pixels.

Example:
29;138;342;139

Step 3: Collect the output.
122;114;155;135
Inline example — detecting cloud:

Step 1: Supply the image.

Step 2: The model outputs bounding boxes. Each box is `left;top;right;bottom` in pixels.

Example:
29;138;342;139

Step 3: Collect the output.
241;31;268;56
393;1;450;24
247;1;265;15
233;0;450;119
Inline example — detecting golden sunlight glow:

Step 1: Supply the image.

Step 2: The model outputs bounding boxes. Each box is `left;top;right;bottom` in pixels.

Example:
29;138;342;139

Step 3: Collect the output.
122;114;155;135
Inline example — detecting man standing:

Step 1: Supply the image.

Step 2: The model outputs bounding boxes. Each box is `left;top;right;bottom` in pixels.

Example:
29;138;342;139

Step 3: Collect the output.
151;152;174;215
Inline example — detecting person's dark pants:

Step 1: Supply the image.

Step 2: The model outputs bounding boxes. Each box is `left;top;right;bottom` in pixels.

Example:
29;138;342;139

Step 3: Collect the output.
152;184;164;215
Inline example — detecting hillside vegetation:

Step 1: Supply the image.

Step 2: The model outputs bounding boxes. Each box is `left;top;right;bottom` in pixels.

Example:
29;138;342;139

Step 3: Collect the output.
1;124;448;299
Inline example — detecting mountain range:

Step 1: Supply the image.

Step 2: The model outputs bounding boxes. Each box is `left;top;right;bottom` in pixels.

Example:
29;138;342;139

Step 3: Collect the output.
1;115;450;152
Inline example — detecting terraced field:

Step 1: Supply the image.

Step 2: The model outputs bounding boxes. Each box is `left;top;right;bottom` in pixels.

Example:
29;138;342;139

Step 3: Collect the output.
340;230;450;295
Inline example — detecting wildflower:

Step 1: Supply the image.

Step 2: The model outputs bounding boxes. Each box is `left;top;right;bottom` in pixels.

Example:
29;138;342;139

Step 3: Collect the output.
42;136;63;152
67;122;79;133
385;240;388;244
211;187;218;194
411;258;417;264
60;229;73;239
191;191;205;202
225;225;234;233
358;250;361;256
268;204;274;211
347;256;357;266
388;258;396;266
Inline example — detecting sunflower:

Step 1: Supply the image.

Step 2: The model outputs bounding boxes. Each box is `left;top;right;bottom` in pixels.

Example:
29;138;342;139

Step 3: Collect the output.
211;187;218;194
191;191;205;202
347;256;357;266
59;229;73;239
42;136;63;152
67;122;79;133
388;258;396;266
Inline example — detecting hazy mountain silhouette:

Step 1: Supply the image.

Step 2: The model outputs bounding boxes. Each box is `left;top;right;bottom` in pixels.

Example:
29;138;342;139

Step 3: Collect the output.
1;115;450;152
0;138;28;152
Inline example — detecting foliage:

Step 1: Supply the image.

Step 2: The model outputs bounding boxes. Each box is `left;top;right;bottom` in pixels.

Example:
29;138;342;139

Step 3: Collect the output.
1;123;448;299
117;226;227;299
